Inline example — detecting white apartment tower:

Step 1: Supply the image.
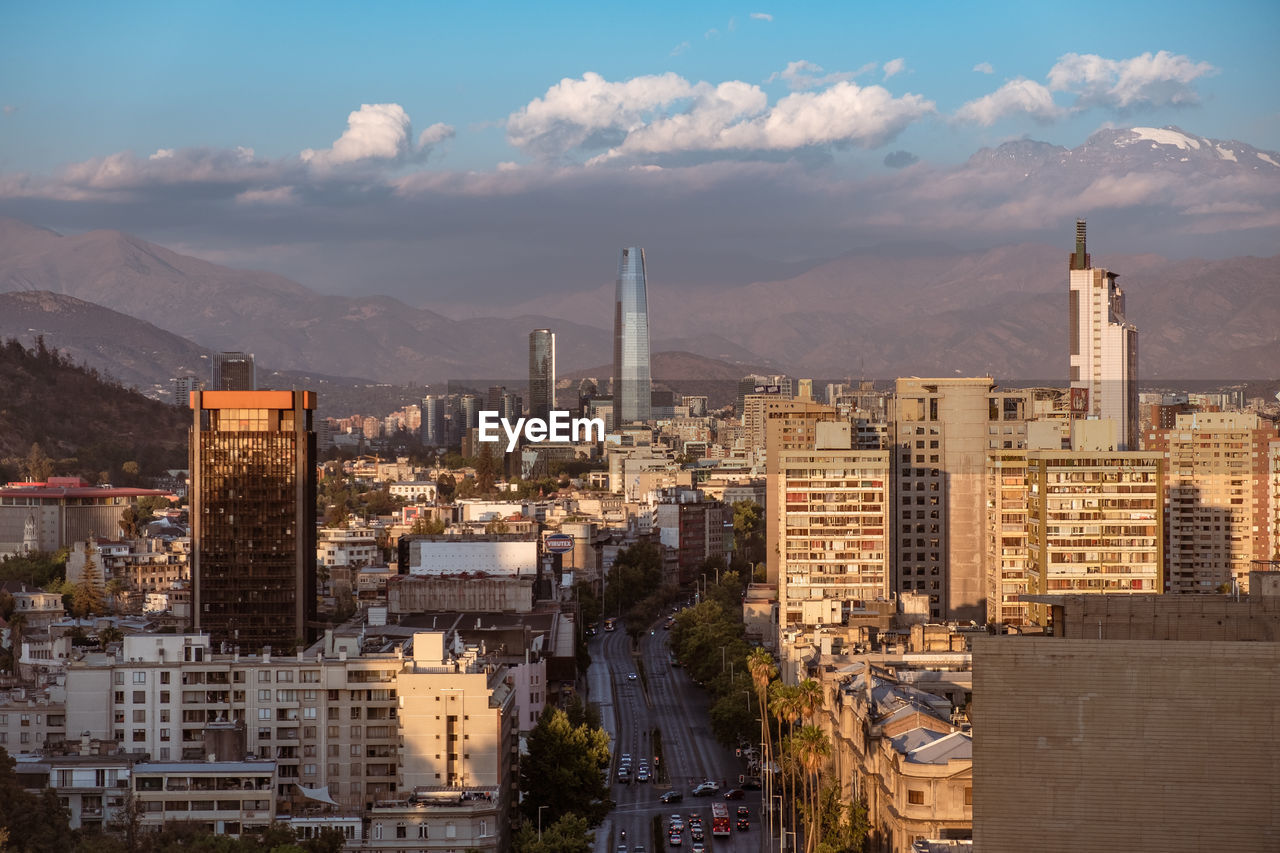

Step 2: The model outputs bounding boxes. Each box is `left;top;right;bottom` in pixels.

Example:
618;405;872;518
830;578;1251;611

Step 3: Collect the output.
1068;220;1138;450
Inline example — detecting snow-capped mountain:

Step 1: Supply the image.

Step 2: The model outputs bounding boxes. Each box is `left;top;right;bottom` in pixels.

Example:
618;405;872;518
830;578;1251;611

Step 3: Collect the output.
969;125;1280;174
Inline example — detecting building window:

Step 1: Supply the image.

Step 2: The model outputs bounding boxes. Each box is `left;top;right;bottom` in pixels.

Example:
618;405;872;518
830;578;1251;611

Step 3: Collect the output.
132;672;146;684
964;787;972;806
908;790;924;805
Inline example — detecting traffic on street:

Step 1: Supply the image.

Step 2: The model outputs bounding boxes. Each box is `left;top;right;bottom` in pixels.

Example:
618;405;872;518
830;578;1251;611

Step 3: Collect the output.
591;615;765;852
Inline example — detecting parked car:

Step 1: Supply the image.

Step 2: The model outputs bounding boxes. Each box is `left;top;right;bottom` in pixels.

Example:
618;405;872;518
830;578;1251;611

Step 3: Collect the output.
659;790;683;803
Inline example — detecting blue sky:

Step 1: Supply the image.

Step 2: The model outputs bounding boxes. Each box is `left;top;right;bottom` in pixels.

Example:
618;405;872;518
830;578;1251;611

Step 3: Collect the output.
1;1;1277;306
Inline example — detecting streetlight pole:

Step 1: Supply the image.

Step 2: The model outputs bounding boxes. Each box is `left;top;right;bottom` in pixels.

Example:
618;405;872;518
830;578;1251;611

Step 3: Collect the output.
538;805;548;841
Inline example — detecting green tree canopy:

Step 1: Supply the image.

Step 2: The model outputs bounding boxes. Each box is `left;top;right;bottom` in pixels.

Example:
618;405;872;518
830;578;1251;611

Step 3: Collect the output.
512;813;595;853
519;706;613;826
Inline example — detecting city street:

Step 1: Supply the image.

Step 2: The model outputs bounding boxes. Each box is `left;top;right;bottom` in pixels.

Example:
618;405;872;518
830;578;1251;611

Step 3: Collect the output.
588;620;766;852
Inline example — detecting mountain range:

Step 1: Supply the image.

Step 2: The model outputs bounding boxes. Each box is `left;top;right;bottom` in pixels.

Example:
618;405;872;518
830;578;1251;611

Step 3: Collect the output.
0;126;1275;391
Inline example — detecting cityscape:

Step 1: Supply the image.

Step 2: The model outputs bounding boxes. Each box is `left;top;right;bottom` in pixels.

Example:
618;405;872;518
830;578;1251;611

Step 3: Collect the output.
1;4;1278;853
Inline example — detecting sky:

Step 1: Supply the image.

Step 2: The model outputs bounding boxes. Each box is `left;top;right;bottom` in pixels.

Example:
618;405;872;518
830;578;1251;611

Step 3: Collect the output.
1;0;1278;311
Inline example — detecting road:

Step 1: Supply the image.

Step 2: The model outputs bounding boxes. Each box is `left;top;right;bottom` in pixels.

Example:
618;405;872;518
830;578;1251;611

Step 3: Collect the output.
588;618;766;852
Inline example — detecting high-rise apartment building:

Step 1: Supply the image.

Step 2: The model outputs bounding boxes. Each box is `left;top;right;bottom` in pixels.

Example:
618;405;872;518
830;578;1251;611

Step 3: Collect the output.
1145;411;1279;593
528;329;556;420
173;374;203;407
1025;447;1162;622
189;389;317;651
612;247;652;425
777;421;890;629
211;352;256;391
423;396;446;446
764;398;842;586
1068;220;1138;450
985;451;1030;627
891;378;1031;622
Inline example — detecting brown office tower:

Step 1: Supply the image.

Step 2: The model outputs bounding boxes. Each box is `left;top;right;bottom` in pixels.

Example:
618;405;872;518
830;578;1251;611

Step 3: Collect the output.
190;390;317;652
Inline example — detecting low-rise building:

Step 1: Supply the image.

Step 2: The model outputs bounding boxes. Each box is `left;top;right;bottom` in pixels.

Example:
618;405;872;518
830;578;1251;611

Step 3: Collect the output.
131;759;277;837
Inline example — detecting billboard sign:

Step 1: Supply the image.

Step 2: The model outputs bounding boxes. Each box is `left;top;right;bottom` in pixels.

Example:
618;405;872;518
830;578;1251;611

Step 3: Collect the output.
545;533;575;553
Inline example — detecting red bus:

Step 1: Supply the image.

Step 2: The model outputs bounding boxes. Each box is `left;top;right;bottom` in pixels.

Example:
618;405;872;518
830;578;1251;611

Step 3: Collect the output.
711;802;731;837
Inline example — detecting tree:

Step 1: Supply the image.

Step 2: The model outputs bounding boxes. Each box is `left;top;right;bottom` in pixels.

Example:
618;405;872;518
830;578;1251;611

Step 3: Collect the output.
409;516;446;536
72;542;107;618
23;443;53;483
519;706;613;826
815;785;869;853
748;648;778;800
512;813;594;853
484;518;510;535
794;724;831;853
473;444;498;493
105;578;127;613
435;472;456;502
0;746;72;852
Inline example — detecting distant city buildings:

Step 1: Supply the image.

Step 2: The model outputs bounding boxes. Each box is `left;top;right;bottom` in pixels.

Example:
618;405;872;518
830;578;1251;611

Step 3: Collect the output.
189;389;317;651
612;247;652;425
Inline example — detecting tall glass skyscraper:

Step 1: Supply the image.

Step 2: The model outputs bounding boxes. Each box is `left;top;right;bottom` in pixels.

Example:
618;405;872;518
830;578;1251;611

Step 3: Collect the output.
613;247;652;425
528;329;556;419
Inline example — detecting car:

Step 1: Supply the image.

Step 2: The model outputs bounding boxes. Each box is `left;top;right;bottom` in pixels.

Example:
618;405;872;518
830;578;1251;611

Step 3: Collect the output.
690;842;705;853
688;817;702;830
737;817;749;831
736;806;750;819
690;828;704;843
621;753;632;763
628;672;638;680
637;767;651;782
659;790;683;803
617;846;627;853
692;781;719;796
667;833;682;847
617;768;631;784
634;846;646;853
723;788;745;800
669;815;684;831
741;775;762;790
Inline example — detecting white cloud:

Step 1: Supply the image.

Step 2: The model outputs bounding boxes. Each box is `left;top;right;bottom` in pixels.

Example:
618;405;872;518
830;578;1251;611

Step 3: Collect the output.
506;72;700;157
1047;50;1217;110
670;41;690;56
750;12;773;21
508;72;934;162
704;28;719;39
767;60;873;91
300;103;453;168
883;58;905;80
973;62;994;74
955;78;1066;126
149;148;175;161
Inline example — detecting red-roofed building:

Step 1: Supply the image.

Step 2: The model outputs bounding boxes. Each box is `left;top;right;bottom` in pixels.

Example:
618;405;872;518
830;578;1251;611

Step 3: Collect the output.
0;478;173;557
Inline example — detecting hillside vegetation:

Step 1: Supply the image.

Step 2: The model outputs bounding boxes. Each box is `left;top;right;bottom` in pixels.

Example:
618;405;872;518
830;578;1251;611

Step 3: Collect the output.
0;338;188;484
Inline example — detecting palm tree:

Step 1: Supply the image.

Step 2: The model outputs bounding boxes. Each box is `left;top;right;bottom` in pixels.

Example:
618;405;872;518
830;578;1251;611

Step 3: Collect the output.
748;649;778;835
769;682;804;842
793;724;831;853
796;678;823;725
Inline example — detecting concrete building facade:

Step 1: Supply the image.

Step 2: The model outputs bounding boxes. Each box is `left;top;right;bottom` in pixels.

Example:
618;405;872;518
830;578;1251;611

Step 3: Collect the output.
891;379;1031;622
